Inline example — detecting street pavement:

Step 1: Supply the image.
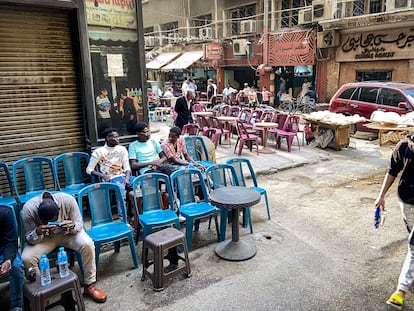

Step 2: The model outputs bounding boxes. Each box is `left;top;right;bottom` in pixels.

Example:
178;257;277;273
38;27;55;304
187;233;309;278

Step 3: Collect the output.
1;121;407;311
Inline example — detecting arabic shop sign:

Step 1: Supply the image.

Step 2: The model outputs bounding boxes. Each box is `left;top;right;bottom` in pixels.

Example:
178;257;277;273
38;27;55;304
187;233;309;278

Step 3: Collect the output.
86;0;137;30
268;30;315;66
338;29;414;62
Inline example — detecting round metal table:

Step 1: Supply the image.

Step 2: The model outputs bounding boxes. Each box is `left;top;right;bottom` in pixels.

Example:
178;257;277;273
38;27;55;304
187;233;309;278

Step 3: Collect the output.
209;186;261;261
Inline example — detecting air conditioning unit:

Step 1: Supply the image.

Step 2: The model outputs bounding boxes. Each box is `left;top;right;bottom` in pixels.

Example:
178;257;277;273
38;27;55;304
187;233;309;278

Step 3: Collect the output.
317;30;340;48
240;20;256;34
232;39;247;56
298;7;313;24
198;27;212;40
312;0;333;22
386;0;414;11
144;36;155;47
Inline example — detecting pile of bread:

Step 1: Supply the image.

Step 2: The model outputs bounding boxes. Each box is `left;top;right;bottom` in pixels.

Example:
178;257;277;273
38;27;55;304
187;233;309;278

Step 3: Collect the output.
370;111;414;126
303;111;366;125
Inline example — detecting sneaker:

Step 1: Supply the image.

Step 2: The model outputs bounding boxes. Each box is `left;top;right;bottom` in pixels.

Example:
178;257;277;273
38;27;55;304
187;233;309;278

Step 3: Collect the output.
179;215;186;222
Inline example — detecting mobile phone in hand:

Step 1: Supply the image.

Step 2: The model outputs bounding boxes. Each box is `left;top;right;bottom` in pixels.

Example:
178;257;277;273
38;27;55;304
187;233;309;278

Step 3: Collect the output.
47;221;61;226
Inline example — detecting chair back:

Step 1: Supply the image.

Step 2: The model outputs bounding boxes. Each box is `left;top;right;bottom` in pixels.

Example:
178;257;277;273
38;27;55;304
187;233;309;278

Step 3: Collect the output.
181;123;199;136
205;164;239;190
228;106;241;117
286;115;300;133
53;152;91;189
226;158;258;188
184;136;211;162
260;111;275;122
219;104;231;116
0;162;15;201
192;103;207;112
273;113;289;130
170;168;209;206
236;120;253;138
77;182;125;226
12;156;56;198
132;173;174;213
238;108;252;122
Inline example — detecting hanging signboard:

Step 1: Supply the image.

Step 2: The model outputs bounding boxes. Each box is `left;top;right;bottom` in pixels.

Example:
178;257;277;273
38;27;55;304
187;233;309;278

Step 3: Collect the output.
107;54;124;77
85;0;137;30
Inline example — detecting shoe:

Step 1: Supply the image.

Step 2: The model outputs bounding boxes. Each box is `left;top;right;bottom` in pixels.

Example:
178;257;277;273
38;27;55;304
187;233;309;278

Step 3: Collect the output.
386;292;404;310
179;215;186;222
84;284;107;303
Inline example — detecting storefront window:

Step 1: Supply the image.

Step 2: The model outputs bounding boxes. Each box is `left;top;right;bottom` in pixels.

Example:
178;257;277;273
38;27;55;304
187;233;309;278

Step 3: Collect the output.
85;0;145;140
356;70;392;81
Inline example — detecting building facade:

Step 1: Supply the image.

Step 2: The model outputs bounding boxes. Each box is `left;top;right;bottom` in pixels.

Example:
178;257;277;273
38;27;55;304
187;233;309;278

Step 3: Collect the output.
142;0;414;104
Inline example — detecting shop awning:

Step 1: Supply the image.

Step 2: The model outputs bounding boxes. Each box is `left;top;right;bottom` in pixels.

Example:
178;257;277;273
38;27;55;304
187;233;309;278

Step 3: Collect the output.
161;51;203;70
146;52;181;70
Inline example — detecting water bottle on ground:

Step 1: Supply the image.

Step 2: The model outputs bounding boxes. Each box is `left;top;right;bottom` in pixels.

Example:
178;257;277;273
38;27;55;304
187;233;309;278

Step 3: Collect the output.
57;247;69;278
39;254;51;286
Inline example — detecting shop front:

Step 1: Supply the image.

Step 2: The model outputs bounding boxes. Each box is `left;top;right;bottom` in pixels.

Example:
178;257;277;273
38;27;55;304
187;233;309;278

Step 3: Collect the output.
336;28;414;87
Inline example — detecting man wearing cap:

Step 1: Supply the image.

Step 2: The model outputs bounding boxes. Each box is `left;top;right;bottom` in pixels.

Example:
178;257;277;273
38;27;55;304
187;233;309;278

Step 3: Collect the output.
21;192;107;303
174;89;195;131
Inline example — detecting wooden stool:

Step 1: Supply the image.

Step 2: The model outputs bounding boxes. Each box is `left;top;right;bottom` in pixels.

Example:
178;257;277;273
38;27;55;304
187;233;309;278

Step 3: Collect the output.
24;269;85;311
141;227;191;291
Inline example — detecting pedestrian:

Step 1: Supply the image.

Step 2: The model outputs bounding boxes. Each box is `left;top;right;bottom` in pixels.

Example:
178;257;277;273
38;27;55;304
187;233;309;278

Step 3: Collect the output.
207;79;217;108
0;205;24;311
300;77;312;99
375;135;414;310
261;86;271;106
96;88;112;138
174;89;195;131
21;191;107;303
247;87;258;109
123;88;138;134
277;77;287;106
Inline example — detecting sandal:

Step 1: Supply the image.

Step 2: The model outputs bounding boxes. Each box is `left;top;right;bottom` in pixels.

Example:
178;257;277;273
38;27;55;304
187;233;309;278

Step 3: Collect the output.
386;292;404;310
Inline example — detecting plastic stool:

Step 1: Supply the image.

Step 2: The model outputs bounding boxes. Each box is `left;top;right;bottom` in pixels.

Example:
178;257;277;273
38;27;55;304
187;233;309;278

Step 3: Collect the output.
141;227;191;291
24;269;85;311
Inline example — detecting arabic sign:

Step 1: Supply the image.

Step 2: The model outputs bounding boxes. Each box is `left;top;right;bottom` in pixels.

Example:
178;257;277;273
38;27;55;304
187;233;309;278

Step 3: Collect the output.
203;43;223;61
268;30;315;66
86;0;137;30
338;29;414;62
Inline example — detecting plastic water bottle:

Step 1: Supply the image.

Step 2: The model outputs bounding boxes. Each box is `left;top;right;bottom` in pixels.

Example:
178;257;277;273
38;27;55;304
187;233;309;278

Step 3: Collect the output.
57;247;69;278
39;254;51;286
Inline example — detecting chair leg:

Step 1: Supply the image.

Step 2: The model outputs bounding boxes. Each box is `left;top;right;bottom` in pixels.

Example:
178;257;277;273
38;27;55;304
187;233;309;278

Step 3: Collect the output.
127;233;139;268
213;213;220;241
114;241;121;253
219;208;228;242
263;192;271;220
238;139;244;156
185;219;194;252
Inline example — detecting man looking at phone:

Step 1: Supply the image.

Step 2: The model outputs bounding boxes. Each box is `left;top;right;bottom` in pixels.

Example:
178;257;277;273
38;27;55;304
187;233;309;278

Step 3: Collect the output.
21;191;107;303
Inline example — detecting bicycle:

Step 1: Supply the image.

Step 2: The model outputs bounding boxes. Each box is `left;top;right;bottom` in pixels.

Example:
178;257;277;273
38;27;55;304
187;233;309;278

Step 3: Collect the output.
279;95;320;114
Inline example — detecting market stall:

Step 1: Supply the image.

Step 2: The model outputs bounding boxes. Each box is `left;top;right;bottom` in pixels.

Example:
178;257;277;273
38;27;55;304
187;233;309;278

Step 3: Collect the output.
302;111;366;150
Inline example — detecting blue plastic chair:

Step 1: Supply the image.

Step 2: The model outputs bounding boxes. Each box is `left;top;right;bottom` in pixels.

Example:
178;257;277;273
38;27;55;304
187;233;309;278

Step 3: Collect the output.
170;168;219;251
53;152;92;197
0;162;17;208
132;173;180;259
184;136;215;169
226;157;271;220
77;183;138;272
12;156;56;207
205;164;253;242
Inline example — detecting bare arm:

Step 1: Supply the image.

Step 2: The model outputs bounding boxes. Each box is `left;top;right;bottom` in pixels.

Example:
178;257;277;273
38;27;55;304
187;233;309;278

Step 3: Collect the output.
375;172;396;210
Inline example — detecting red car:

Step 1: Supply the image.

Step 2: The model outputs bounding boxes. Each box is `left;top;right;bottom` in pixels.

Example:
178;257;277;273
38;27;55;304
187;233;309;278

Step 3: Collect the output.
328;81;414;132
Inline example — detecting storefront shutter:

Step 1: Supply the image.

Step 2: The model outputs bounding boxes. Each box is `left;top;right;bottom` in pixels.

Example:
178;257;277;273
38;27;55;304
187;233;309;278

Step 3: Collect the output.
0;6;85;194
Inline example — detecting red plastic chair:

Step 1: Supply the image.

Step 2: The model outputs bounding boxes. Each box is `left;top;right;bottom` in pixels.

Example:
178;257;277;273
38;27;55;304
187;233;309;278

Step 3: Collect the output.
274;115;301;152
210;117;231;148
234;120;259;156
181;123;200;136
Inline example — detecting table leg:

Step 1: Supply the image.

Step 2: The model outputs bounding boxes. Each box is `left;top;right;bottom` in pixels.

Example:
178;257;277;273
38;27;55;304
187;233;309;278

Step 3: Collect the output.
259;128;276;154
214;207;257;261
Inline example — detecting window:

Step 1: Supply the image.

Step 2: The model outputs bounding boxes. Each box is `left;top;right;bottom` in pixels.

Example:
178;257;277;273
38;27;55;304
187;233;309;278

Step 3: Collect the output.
338;88;357;100
281;0;305;28
228;4;255;36
356;70;392;81
379;89;407;107
359;87;379;103
193;14;212;28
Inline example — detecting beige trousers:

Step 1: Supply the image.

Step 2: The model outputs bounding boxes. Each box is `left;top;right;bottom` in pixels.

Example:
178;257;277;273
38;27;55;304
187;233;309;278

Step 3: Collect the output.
21;230;96;285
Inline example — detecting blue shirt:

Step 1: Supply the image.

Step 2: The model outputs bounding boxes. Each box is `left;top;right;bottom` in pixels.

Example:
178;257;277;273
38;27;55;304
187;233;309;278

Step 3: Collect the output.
128;138;162;174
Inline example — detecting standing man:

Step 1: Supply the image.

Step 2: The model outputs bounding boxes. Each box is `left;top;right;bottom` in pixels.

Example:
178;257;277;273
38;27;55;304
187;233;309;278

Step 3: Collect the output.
0;205;24;311
21;192;107;303
207;79;217;109
96;88;112;138
375;135;414;310
86;128;133;220
174;90;195;131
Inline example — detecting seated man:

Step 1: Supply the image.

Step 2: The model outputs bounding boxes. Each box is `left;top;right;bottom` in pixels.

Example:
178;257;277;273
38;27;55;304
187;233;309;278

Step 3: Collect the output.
21;192;107;303
86;128;134;220
128;122;170;211
161;126;204;171
0;205;24;311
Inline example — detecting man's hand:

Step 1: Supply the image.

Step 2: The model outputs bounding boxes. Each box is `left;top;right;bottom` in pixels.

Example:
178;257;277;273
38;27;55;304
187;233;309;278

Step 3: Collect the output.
36;224;57;236
60;220;74;232
0;260;11;276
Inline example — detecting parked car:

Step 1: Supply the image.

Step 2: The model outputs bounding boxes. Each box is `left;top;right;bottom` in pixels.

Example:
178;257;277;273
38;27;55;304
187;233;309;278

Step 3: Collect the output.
328;81;414;132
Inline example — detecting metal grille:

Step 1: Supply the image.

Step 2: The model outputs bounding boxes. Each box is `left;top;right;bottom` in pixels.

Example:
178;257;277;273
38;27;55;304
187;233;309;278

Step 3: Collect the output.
0;6;85;168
